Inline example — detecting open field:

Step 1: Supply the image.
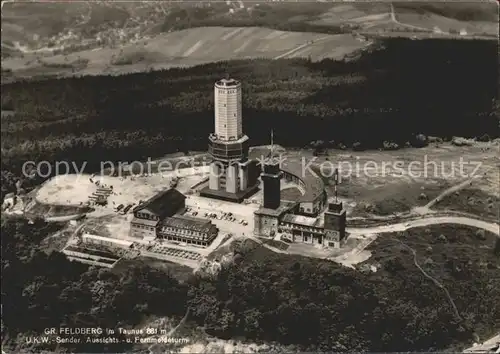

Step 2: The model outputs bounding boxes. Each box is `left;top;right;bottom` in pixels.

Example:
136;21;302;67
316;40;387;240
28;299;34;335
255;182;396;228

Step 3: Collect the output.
433;187;499;221
2;1;497;80
393;2;498;35
1;27;370;80
32;166;210;217
304;141;499;218
35;174;170;216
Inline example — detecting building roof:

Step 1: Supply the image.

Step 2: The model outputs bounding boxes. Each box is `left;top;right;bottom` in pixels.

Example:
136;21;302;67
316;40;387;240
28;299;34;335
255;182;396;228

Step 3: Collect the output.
63;245;120;260
131;217;160;227
254;202;296;218
82;233;133;247
160;215;215;233
133;188;186;216
279;160;325;203
248;147;325;204
282;214;323;228
215;78;240;87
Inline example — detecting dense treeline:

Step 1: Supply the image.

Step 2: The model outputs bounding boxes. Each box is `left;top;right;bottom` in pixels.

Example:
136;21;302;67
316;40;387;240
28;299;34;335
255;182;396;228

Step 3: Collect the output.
3;218;499;352
1;38;498;200
1;217;188;353
188;234;500;352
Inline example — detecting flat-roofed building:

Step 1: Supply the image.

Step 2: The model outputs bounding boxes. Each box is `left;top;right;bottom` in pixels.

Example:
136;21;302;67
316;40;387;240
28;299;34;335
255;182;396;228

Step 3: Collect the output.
81;233;133;249
279;214;325;245
253;202;298;237
157;215;219;247
62;244;120;268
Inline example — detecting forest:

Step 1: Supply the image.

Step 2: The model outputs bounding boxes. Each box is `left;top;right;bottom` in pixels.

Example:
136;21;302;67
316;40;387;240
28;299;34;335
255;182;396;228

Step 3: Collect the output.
1;37;498;200
2;217;499;353
1;217;188;353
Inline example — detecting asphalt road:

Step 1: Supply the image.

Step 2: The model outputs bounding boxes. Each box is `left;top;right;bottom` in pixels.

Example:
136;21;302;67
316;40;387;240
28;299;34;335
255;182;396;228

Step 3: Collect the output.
347;216;499;236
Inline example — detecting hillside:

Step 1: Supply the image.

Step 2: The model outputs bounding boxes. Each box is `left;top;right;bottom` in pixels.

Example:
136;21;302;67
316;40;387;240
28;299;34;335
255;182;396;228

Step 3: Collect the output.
1;38;498;201
1;27;371;80
1;1;497;79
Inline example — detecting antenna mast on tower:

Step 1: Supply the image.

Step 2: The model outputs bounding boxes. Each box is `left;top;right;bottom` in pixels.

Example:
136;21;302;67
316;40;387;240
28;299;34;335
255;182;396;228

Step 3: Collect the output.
334;168;339;203
270;129;274;158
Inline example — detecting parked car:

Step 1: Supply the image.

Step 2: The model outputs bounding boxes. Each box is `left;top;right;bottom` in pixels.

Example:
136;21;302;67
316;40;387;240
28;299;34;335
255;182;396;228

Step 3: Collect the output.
281;236;292;243
121;204;133;214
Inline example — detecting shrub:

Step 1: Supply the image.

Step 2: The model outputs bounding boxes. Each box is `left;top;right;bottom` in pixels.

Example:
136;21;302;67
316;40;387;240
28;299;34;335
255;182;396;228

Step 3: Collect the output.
383;141;399;150
352;142;363;151
428;136;443;143
475;229;486;240
477;133;490;142
451;136;473;146
418;193;428;200
413;133;428;147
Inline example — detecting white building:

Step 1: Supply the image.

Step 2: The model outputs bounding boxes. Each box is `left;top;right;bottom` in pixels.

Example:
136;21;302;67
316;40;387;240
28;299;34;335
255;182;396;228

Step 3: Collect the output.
214;78;242;141
81;233;133;249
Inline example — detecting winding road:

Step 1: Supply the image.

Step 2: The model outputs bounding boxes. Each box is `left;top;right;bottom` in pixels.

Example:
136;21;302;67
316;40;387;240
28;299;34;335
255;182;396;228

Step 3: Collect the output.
348;215;499;236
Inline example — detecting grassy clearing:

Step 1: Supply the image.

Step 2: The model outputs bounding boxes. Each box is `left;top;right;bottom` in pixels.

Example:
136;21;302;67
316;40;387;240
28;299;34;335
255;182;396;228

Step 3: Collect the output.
432;188;499;221
347;181;449;217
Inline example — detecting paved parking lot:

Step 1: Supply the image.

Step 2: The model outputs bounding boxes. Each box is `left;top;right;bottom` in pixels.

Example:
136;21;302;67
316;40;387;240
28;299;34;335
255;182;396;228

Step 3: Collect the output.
184;195;256;235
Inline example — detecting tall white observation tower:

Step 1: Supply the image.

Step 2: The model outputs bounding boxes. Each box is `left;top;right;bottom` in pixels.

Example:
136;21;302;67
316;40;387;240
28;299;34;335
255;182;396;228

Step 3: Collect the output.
214;78;243;141
202;78;259;203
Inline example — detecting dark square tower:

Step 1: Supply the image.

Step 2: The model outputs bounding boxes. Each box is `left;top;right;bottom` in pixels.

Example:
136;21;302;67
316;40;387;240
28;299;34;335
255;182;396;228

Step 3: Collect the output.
324;201;347;247
261;161;282;210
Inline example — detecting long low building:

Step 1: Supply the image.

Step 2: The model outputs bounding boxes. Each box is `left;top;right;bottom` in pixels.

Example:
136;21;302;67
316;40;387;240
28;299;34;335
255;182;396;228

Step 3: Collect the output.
255;201;348;248
157;215;219;247
62;244;121;268
81;233;133;249
280;213;325;245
